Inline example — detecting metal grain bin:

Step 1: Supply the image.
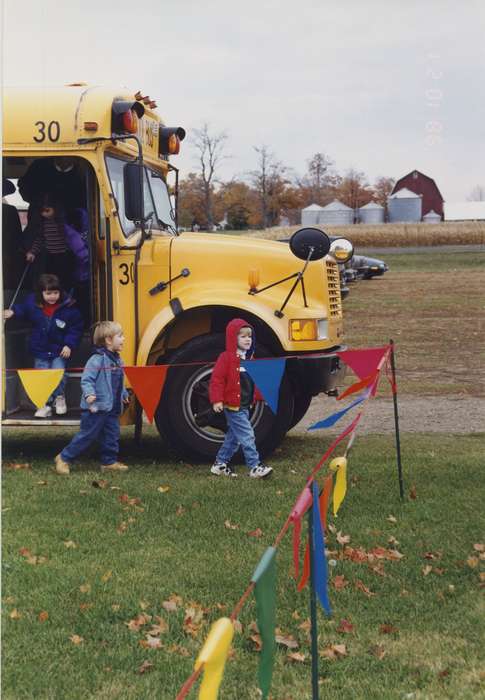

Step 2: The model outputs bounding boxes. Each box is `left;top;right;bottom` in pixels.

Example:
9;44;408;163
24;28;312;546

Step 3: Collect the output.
301;203;325;226
318;199;354;225
387;187;422;222
423;209;441;223
358;201;384;224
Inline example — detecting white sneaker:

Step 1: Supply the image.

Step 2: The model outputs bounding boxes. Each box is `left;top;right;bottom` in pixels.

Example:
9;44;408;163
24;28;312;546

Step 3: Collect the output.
210;462;237;478
249;464;273;479
34;405;52;418
54;395;67;415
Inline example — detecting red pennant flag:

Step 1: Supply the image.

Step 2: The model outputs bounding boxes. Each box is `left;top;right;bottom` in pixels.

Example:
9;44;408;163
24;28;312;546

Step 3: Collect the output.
337;370;379;401
123;366;169;423
297;474;333;591
337;346;390;380
290;486;313;580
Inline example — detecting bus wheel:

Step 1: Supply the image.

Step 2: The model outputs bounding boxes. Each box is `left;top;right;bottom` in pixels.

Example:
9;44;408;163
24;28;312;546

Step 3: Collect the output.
288;392;313;430
154;334;295;462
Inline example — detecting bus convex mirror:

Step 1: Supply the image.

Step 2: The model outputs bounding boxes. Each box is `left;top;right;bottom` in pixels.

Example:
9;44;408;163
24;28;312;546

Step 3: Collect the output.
123;162;144;222
289;227;330;261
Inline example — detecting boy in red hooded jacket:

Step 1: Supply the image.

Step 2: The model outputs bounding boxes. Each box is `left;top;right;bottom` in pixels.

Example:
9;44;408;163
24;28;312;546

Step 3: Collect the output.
209;318;273;479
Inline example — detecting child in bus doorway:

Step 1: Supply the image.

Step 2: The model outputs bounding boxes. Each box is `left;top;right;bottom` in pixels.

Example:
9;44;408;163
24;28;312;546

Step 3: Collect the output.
25;192;88;295
209;318;273;479
3;273;83;417
54;321;130;475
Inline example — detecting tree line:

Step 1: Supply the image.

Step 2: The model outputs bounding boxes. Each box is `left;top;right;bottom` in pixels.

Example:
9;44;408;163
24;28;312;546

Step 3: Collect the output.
178;124;396;231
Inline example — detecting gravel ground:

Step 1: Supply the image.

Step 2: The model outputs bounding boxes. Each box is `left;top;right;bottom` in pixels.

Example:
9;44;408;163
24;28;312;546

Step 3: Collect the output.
291;395;485;436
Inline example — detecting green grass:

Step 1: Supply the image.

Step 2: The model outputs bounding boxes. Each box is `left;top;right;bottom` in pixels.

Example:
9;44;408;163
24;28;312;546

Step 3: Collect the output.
2;428;485;699
374;251;485;273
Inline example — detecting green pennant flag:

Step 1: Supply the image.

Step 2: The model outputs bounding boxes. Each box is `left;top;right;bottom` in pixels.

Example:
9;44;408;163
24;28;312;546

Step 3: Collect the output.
251;547;277;700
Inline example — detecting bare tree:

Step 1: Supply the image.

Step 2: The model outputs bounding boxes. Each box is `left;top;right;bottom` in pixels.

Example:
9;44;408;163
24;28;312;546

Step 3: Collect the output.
192;123;228;229
249;145;290;228
373;176;395;208
467;184;485;201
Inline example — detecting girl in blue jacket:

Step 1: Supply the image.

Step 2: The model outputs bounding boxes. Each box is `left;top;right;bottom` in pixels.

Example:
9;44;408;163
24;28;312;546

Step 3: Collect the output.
4;273;83;417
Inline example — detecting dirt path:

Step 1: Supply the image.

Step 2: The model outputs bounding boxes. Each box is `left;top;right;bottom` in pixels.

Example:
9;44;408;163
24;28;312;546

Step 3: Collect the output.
291;395;485;436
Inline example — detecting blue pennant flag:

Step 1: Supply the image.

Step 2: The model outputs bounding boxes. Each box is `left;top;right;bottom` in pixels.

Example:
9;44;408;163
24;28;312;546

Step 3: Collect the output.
242;358;286;414
311;480;332;615
307;390;369;431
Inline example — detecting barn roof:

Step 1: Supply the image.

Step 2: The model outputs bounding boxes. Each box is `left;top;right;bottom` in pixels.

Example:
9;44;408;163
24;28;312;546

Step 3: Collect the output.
359;200;384;209
392;170;444;201
302;203;325;211
322;199;353;211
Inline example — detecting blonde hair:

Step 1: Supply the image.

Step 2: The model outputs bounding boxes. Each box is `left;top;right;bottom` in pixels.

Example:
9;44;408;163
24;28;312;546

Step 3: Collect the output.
93;321;122;347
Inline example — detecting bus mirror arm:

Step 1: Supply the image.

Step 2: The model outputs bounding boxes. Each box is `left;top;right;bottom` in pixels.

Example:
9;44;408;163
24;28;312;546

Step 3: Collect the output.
149;268;190;296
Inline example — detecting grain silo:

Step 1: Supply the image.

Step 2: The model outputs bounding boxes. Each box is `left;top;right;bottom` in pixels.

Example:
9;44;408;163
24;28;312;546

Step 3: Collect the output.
387;188;422;222
301;203;325;226
318;199;354;226
423;209;441;224
358;201;385;224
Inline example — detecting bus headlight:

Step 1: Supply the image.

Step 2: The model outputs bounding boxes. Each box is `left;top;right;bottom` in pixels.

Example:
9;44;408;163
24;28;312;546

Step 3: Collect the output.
290;319;328;341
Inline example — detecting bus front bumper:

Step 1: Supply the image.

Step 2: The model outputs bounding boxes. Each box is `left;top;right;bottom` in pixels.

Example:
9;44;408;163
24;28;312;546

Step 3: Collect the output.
286;348;347;396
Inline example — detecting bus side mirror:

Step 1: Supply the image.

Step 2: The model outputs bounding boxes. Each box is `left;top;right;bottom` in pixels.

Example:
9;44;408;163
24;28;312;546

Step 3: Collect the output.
123;162;144;222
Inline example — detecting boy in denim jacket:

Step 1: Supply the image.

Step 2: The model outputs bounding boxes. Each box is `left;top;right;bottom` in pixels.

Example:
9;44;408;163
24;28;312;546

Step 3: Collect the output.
55;321;130;475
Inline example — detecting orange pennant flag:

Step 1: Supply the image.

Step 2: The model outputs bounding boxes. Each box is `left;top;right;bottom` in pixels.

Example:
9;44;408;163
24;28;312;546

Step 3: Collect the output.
123;366;169;423
17;369;64;409
297;474;333;591
337;370;379;402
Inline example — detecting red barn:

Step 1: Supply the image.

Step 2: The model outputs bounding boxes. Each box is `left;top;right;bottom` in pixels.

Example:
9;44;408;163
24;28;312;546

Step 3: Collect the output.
391;170;444;219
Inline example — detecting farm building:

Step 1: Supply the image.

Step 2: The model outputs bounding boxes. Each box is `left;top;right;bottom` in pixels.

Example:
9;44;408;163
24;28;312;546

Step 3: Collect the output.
358;200;385;224
387;187;422;223
444;202;485;221
391;169;444;219
423;209;441;224
301;203;325;226
318;199;354;226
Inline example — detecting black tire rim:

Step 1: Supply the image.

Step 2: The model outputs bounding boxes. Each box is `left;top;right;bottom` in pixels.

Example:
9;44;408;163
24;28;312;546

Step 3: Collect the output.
182;366;265;444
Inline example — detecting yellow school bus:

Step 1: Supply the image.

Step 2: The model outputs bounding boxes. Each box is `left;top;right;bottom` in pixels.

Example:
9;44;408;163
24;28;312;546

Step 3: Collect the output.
2;83;352;460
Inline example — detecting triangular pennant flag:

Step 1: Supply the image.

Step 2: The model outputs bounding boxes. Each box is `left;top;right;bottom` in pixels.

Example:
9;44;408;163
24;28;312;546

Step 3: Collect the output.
337;370;379;401
337;346;389;380
308;392;368;431
311;480;332;615
195;617;234;700
123;366;169;423
251;547;277;700
329;457;348;516
18;369;64;408
298;474;333;591
290;486;313;579
241;358;286;414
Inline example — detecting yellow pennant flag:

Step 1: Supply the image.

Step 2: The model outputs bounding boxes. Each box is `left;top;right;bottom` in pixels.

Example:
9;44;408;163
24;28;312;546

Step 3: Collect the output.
17;369;64;409
195;618;234;700
329;456;348;516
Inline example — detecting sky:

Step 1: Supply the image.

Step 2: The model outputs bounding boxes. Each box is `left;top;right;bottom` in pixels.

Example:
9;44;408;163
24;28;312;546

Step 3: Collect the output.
2;0;485;201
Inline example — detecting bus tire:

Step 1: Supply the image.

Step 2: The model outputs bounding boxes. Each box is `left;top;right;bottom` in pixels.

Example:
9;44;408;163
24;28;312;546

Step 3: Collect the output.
288;392;313;430
154;333;295;462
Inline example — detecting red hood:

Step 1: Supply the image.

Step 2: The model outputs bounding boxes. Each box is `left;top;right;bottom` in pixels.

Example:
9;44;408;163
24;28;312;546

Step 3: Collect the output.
225;318;255;357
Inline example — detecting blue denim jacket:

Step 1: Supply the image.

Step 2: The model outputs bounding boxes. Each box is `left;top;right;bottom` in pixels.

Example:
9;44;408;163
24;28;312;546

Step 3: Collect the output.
80;348;129;413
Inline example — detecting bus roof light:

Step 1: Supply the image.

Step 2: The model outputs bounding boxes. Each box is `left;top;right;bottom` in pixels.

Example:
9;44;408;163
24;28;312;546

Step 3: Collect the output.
159;126;186;156
111;99;145;135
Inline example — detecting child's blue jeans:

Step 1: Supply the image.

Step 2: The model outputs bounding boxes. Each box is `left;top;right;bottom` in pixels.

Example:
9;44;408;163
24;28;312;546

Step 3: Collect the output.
60;410;120;466
216;408;260;469
34;357;66;403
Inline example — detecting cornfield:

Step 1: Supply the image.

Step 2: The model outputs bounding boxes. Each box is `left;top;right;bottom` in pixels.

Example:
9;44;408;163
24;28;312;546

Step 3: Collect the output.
237;221;485;247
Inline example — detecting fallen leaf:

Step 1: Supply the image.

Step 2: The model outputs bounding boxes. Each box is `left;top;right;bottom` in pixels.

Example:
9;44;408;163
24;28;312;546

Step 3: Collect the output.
119;494;142;506
79;603;93;612
467;556;479;569
355;580;375;597
69;634;84;645
275;630;299;649
19;547;32;557
479;572;485;582
422;565;433;576
438;669;450;681
4;597;16;604
166;644;190;656
287;651;306;663
38;611;49;622
63;540;77;549
110;486;122;491
336;531;351;546
79;583;91;594
126;613;152;632
5;461;31;470
369;644;386;660
176;505;185;516
336;619;354;634
148;617;168;636
138;660;153;674
369;563;387;577
157;486;170;493
112;604;121;611
388;536;400;546
183;605;205;637
141;635;162;649
473;543;485;552
332;575;349;591
298;619;311;633
387;549;404;561
9;609;22;620
249;633;262;651
101;570;112;583
320;644;347;660
92;479;109;489
248;528;263;538
232;619;243;634
409;485;417;499
433;567;445;576
117;522;128;534
37;480;48;486
162;600;178;613
379;624;399;635
224;520;239;530
423;551;442;560
386;515;397;523
327;524;337;534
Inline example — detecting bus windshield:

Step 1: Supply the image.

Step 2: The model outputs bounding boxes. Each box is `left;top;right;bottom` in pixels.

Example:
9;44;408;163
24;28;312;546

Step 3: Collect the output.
105;155;175;237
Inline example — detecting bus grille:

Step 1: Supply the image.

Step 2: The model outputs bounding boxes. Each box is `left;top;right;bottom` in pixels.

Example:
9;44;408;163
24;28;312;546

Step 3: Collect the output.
326;260;342;317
